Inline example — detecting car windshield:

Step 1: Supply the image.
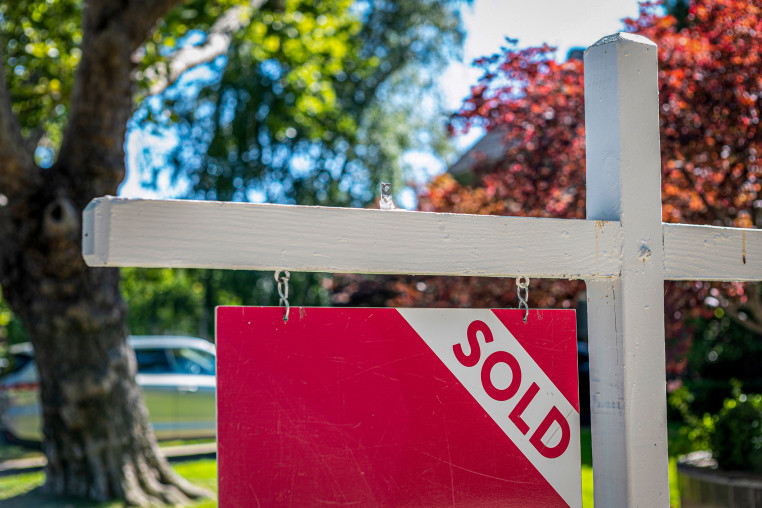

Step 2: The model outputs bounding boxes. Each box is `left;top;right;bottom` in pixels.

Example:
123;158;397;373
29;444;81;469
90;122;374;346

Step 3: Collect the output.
172;347;215;375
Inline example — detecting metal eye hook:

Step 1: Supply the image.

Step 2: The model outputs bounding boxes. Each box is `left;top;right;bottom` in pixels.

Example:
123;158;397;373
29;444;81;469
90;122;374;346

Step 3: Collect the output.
380;182;395;210
516;276;530;323
274;270;291;322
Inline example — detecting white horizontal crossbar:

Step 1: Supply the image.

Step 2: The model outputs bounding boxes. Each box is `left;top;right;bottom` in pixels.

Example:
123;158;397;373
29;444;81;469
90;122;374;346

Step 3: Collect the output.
83;197;622;279
83;198;762;282
663;223;762;281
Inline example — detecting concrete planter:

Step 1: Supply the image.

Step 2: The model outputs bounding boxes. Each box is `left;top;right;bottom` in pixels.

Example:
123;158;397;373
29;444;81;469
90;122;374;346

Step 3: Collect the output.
678;451;762;508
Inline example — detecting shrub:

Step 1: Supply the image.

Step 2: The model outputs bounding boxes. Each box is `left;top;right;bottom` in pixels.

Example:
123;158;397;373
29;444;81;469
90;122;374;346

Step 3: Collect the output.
668;385;714;454
710;391;762;473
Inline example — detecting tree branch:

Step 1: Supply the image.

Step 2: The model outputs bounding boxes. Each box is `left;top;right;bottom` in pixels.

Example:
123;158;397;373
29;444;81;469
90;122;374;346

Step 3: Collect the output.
56;0;270;202
725;290;762;336
725;309;762;335
144;1;266;96
56;0;186;202
743;281;762;326
124;0;189;48
0;45;41;199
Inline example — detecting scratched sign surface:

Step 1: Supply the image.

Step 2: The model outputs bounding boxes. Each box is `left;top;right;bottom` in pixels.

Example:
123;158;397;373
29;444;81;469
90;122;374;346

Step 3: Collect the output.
216;307;581;507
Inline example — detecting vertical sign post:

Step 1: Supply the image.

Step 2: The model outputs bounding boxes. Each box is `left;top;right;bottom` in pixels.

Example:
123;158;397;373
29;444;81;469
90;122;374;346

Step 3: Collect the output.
584;34;668;506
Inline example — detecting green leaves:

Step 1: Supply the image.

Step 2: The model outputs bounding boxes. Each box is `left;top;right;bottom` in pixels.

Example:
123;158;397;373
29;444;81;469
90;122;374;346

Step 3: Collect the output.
136;0;464;207
1;0;82;157
121;268;331;339
711;388;762;472
2;0;464;343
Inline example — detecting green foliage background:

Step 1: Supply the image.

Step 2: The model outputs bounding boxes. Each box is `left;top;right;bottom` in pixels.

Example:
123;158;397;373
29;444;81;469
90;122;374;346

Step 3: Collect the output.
136;0;463;206
121;269;331;339
126;0;465;337
711;392;762;472
1;0;466;342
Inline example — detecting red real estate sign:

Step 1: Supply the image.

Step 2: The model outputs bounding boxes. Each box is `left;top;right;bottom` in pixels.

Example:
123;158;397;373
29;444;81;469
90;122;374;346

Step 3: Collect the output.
216;307;582;507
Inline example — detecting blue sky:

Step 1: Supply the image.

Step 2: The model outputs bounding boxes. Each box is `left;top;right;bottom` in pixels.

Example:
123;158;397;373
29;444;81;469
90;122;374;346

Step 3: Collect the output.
442;0;642;112
119;0;642;202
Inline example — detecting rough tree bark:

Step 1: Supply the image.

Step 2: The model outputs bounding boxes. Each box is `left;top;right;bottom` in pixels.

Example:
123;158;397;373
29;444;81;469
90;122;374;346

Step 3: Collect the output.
0;0;220;504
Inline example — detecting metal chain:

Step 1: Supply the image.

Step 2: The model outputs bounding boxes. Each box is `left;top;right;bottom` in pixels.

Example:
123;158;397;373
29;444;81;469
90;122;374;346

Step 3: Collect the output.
274;270;291;323
516;276;530;323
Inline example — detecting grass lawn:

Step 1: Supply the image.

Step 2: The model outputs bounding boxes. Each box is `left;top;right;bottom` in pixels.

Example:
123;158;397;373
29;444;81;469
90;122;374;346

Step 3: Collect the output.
0;430;683;507
0;442;42;462
0;437;215;462
580;459;681;507
0;459;217;507
579;427;683;507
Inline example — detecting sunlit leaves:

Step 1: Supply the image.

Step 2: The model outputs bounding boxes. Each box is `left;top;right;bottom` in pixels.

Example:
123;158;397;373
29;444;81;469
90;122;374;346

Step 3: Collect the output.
1;0;82;156
234;0;364;139
146;0;465;206
641;0;762;228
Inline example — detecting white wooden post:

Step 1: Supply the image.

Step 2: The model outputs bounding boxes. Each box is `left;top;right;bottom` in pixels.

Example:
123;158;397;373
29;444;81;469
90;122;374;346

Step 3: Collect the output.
584;33;669;506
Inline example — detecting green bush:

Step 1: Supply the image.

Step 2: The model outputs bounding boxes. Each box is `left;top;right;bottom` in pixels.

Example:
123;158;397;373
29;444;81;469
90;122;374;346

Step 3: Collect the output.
668;385;714;454
678;313;762;418
711;391;762;473
670;381;762;472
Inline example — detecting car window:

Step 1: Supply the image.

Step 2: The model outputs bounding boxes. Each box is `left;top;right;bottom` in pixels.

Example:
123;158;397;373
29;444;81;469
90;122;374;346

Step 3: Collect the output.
0;353;33;377
135;349;173;374
171;347;215;376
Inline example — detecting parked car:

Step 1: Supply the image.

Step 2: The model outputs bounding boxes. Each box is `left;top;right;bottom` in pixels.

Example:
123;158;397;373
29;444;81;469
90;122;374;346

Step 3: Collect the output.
0;336;216;443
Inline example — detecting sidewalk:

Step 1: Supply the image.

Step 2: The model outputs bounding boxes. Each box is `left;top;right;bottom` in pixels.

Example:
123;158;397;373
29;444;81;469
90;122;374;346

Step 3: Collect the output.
0;442;217;476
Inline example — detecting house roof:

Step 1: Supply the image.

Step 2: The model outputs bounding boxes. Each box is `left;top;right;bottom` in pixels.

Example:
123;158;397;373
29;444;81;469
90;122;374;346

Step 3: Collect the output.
449;126;511;176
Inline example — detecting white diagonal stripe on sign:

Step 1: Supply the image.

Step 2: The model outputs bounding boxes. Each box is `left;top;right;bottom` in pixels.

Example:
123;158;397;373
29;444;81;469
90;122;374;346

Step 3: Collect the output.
397;308;582;508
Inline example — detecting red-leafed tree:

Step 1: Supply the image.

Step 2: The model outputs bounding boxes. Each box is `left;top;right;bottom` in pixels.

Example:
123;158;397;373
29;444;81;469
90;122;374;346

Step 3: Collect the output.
335;0;762;375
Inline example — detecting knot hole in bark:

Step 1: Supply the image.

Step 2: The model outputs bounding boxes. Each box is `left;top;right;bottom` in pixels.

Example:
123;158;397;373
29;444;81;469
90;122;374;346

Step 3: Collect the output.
44;197;80;238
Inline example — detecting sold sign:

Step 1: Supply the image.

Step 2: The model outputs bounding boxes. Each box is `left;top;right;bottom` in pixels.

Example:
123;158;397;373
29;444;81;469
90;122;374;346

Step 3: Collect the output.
217;307;581;507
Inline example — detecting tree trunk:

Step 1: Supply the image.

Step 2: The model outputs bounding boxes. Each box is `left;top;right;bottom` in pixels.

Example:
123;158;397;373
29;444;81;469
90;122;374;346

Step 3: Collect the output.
0;1;213;503
1;184;210;505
